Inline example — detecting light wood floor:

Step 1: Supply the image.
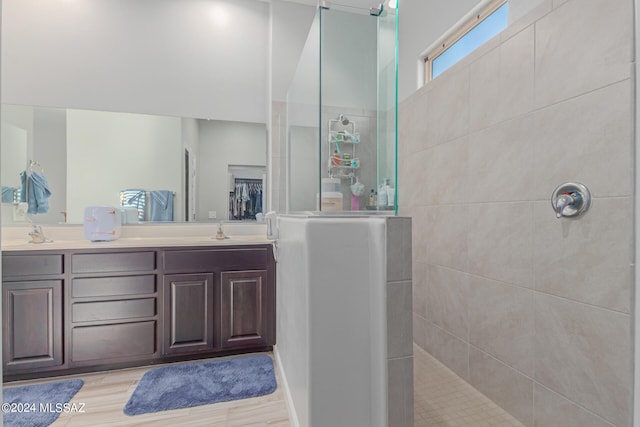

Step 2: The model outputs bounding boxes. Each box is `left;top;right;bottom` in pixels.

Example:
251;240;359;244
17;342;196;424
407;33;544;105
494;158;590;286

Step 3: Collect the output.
5;352;291;427
6;346;526;427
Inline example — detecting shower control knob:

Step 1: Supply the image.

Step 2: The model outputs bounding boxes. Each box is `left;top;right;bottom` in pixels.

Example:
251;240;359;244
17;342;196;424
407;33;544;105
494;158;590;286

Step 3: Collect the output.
551;182;591;219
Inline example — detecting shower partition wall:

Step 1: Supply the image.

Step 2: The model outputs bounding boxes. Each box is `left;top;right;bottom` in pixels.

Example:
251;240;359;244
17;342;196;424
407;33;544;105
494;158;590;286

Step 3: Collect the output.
286;2;398;214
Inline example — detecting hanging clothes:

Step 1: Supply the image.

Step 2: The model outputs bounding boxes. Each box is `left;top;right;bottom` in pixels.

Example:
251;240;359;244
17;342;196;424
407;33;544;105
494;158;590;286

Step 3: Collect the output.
229;179;263;220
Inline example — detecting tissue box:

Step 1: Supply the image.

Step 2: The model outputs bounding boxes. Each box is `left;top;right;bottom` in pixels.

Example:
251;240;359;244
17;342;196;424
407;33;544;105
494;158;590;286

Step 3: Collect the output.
84;206;122;241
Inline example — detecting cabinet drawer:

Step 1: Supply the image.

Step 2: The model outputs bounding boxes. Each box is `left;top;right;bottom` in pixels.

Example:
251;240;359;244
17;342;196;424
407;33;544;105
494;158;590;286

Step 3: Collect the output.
72;275;156;298
73;298;156;322
72;321;156;362
72;252;156;274
164;248;267;272
3;254;63;277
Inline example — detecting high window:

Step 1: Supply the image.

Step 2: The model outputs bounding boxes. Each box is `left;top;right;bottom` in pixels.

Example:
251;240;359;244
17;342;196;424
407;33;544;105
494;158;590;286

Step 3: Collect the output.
424;0;508;81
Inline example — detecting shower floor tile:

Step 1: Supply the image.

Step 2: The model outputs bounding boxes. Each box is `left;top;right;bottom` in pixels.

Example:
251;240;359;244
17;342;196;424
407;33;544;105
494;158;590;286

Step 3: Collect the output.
414;344;525;427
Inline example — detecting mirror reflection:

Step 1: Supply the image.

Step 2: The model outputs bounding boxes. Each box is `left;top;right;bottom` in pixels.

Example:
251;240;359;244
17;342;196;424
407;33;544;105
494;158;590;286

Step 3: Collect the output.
1;104;267;224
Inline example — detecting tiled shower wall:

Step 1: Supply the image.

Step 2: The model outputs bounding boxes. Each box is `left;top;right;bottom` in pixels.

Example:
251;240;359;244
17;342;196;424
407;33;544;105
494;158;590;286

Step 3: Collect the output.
398;0;633;426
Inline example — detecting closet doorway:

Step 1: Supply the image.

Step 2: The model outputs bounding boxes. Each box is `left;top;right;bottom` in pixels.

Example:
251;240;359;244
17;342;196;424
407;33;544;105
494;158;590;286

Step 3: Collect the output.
227;165;266;221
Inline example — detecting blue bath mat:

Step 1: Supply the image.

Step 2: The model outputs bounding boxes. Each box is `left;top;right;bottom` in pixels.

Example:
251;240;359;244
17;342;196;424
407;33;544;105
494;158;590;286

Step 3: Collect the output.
3;379;84;427
123;355;277;416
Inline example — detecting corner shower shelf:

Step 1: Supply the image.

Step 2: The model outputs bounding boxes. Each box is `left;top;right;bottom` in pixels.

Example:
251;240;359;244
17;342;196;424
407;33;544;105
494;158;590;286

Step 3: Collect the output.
327;118;359;182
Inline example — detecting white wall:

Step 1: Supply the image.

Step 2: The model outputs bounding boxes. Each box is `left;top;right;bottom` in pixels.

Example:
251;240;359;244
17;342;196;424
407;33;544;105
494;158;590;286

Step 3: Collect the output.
66;110;182;224
276;216;388;427
271;1;317;102
289;127;319;211
32;108;66;224
287;12;321;129
196;120;266;221
1;0;269;123
1;104;33;160
0;124;26;190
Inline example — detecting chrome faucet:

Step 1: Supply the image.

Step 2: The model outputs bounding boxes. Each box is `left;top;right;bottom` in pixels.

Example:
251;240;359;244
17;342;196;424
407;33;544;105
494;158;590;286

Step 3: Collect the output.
553;193;577;218
215;223;227;240
28;225;52;243
550;182;591;219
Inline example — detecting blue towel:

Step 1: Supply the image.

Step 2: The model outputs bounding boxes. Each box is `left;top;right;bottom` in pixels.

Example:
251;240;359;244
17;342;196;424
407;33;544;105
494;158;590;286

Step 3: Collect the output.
2;186;15;203
120;189;147;221
149;190;174;222
27;171;51;214
19;171;27;202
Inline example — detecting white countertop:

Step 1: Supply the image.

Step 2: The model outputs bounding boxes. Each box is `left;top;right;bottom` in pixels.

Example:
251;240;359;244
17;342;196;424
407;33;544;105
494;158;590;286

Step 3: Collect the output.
2;234;272;251
2;223;271;251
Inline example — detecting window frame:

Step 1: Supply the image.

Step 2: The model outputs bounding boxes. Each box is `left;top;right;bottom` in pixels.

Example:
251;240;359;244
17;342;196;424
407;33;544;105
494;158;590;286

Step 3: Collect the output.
423;0;508;84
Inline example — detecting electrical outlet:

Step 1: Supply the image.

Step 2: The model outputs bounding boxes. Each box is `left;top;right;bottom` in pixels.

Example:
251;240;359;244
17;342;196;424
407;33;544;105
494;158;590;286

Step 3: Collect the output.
208;211;217;219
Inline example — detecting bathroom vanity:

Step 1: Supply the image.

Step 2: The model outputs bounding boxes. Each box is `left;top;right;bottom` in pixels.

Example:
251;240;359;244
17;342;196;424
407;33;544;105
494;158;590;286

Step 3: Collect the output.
1;237;275;380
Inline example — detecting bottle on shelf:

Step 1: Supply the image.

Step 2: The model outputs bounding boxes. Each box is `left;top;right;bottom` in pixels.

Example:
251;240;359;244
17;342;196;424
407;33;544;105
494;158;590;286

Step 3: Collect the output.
378;180;389;207
332;150;341;166
368;189;375;206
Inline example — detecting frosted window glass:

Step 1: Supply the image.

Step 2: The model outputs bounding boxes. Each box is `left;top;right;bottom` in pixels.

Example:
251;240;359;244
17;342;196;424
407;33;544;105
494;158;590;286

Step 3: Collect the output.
432;3;508;79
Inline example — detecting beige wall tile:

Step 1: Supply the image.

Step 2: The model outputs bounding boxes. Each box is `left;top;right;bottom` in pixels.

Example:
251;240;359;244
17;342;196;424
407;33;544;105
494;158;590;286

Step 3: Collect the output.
469;347;534;427
532;80;632;200
534;384;615;427
425;205;469;271
425;265;469;341
468;275;534;377
534;0;631;107
412;206;429;262
387;217;412;282
425;67;470;146
425;322;469;380
468;202;534;289
533;198;632;313
413;88;430;151
425;135;469;206
402;148;429;208
534;294;631;427
388;356;414;427
413;261;428;319
413;313;427;350
468;116;536;203
500;1;552;42
398;96;417;158
407;1;634;425
387;281;413;359
470;25;534;132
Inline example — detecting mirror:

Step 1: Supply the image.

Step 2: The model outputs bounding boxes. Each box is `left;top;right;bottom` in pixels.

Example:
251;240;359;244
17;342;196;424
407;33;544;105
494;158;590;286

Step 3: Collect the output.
1;104;267;224
1;123;27;203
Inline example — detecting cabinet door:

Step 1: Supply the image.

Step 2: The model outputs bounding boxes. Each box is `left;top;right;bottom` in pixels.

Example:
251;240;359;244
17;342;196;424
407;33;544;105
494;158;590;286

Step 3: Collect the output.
220;270;268;349
3;280;63;372
162;273;214;355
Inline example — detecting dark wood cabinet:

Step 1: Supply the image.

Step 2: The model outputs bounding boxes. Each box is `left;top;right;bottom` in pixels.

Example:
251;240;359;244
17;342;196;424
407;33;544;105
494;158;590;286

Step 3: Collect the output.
162;273;215;355
3;280;63;373
220;270;268;349
67;250;159;368
2;243;275;380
